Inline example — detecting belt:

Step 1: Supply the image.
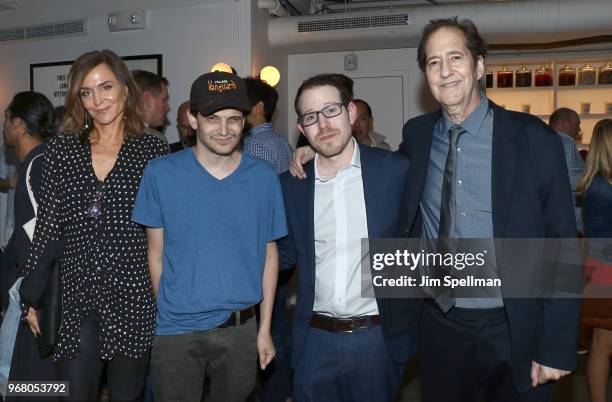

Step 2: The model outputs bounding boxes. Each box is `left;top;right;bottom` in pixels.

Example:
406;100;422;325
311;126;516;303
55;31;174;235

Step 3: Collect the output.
310;313;381;333
218;307;255;328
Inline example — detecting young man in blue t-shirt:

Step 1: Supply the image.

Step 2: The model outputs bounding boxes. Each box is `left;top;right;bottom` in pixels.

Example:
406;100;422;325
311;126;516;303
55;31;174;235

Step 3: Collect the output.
132;71;287;402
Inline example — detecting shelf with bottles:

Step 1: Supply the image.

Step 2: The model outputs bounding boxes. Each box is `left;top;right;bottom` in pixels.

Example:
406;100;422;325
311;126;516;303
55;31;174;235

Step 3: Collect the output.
556;61;612;87
485;60;612;90
485;63;553;89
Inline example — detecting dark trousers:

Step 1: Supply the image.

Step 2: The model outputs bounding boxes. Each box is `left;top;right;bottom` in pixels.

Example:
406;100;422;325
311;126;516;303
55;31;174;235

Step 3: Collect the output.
293;325;403;402
56;313;150;402
420;301;555;402
259;268;294;402
151;317;257;402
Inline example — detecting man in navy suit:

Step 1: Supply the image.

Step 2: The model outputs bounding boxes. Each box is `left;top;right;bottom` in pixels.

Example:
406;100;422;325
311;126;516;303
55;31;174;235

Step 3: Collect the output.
397;18;580;402
278;74;417;402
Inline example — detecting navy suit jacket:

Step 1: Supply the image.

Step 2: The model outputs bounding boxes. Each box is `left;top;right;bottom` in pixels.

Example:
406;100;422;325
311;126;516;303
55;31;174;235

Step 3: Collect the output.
397;101;581;392
279;144;419;368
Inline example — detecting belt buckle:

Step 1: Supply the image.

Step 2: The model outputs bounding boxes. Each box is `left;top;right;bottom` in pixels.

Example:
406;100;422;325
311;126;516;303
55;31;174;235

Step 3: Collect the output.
341;318;354;333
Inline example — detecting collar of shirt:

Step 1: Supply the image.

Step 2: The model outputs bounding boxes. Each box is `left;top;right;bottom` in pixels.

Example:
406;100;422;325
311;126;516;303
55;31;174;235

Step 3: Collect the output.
556;131;574;142
248;122;274;138
22;143;47;165
438;93;489;139
368;130;386;146
314;137;361;183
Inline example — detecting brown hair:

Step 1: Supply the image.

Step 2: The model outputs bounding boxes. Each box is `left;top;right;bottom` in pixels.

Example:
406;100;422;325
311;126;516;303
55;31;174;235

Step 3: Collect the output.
61;49;144;142
577;119;612;197
294;73;354;117
132;69;169;95
417;17;488;73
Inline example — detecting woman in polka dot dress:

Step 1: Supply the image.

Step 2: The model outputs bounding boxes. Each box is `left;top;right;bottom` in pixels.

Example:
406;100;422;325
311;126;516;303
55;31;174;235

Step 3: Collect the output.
20;49;168;401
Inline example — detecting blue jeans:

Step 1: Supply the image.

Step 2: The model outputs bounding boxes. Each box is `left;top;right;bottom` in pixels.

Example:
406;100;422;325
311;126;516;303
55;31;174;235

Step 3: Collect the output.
0;278;22;397
293;325;403;402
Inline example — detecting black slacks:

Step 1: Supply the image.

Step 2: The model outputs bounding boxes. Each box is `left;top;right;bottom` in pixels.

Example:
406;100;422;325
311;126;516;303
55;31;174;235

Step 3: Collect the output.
56;312;150;402
420;301;555;402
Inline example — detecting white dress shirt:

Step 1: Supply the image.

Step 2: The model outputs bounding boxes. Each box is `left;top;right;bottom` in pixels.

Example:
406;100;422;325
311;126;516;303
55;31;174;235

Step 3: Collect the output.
313;139;379;318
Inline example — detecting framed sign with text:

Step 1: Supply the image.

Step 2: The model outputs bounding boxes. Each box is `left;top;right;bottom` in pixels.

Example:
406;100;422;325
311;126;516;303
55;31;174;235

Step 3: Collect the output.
30;54;162;106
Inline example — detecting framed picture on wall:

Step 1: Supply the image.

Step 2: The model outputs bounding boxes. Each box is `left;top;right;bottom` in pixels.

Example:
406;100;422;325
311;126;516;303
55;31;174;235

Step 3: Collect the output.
30;54;162;106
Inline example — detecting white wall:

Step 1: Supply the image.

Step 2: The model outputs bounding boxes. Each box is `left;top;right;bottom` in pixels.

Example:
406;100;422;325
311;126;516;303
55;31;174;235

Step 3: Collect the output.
0;0;252;143
287;48;438;148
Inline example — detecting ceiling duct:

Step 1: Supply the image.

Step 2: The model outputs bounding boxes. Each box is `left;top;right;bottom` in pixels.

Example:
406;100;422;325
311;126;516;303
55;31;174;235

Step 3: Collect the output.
268;0;612;51
0;19;86;43
298;13;409;33
0;2;14;11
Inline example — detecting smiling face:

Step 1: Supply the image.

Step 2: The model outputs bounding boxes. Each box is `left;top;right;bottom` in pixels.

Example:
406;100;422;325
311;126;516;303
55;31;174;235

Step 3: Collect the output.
424;27;484;117
79;63;127;127
297;85;356;158
189;108;244;157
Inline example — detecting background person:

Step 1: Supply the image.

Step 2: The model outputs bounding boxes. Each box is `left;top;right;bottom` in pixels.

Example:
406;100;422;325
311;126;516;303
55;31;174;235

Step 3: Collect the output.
351;99;391;150
169;101;196;153
550;107;585;234
132;69;171;143
577;119;612;402
242;76;294;402
2;92;57;402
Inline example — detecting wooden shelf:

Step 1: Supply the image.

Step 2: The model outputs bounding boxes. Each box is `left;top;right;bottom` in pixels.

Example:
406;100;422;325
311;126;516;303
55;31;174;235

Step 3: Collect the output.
487;87;553;92
580;114;612;119
487;84;612;91
557;84;612;91
531;114;612;119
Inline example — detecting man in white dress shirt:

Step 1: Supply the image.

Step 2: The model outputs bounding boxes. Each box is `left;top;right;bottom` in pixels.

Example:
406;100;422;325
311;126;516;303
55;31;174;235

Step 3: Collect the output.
278;74;416;402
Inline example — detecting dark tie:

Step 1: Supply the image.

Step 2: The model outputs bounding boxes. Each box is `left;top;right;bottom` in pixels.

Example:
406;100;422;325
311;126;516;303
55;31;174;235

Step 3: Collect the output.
434;124;466;312
439;124;465;238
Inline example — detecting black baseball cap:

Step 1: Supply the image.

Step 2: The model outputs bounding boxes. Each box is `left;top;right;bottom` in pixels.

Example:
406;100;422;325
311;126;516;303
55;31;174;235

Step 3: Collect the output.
189;71;251;117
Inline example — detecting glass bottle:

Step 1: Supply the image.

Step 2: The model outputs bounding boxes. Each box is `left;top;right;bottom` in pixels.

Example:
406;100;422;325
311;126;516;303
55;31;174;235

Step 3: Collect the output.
578;62;596;86
535;64;553;87
485;70;493;88
515;65;532;87
496;66;513;88
558;64;576;86
598;61;612;85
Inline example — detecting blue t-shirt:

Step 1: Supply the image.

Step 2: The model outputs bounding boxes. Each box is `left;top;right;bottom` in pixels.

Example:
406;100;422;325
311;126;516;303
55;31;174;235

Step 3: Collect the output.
132;149;288;335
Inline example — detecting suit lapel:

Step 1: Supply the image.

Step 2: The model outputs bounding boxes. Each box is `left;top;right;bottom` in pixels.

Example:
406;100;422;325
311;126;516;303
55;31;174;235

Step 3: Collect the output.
398;111;439;235
359;145;379;238
302;161;316;288
490;102;518;238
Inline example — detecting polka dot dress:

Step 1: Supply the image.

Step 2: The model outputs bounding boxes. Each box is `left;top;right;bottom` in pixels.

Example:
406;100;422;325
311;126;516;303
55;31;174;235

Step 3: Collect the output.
24;132;168;361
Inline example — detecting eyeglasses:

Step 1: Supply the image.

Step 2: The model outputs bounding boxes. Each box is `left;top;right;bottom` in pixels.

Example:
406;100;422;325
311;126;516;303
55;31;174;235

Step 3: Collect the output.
298;103;345;127
86;181;107;219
